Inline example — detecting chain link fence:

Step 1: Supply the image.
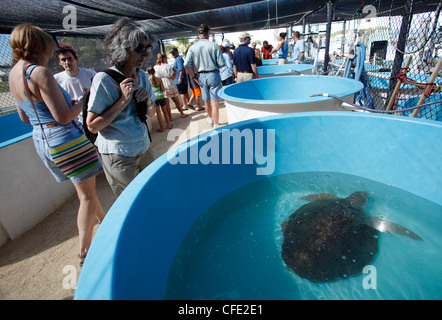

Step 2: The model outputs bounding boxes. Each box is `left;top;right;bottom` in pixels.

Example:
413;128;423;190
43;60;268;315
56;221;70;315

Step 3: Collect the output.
0;34;161;115
321;2;442;120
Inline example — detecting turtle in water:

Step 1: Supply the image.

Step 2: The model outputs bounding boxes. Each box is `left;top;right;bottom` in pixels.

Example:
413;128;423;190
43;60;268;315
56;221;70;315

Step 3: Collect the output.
281;191;423;283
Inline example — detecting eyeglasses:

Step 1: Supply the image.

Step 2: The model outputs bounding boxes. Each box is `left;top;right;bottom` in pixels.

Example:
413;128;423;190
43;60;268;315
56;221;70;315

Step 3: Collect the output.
134;44;151;54
56;46;73;51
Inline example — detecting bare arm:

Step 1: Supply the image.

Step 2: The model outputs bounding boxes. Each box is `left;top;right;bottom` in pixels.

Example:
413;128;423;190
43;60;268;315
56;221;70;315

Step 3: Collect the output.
270;41;284;55
297;52;304;63
251;64;259;78
31;67;82;124
86;78;134;134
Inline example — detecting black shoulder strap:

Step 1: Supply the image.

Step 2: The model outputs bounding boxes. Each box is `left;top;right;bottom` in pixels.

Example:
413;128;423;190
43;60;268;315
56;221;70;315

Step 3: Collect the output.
102;68;152;142
103;69;126;84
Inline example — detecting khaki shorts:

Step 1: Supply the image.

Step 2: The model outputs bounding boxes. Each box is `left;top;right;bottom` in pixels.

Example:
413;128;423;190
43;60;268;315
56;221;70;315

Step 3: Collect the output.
101;147;155;197
236;72;254;83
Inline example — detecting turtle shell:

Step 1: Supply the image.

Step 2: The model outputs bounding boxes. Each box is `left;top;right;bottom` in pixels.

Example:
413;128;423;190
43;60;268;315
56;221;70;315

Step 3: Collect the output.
281;196;378;282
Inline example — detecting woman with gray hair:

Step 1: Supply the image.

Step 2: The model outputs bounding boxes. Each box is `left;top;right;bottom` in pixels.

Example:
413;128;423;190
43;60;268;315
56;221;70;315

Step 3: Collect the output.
86;18;156;197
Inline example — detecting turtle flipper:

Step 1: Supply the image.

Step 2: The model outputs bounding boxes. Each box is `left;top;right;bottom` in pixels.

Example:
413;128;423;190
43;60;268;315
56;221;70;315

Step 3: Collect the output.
365;216;423;241
281;220;288;232
301;193;338;201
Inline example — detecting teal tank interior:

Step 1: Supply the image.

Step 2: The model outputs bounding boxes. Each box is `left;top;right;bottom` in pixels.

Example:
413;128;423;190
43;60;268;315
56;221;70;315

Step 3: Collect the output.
218;75;363;106
0;112;32;149
74;112;442;300
257;63;314;76
261;58;294;65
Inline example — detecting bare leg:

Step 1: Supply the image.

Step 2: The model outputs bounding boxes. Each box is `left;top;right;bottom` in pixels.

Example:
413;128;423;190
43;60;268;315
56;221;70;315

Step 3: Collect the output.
172;96;188;118
161;105;172;129
73;176;106;264
180;93;191;109
165;98;172;121
205;100;212;118
211;100;220;127
156;107;164;132
196;96;204;111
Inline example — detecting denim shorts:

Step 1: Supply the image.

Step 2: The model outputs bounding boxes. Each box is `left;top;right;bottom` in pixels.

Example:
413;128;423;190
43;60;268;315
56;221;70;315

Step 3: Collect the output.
155;98;166;107
32;121;103;184
198;72;222;101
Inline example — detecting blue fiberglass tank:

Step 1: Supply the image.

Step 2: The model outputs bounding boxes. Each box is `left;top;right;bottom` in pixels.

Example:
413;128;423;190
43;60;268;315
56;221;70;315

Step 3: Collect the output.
257;63;314;77
218;75;364;124
75;112;442;300
0;112;32;148
261;58;295;65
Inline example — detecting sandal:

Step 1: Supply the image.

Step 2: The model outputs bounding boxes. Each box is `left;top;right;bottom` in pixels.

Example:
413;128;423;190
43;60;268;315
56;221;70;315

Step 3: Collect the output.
78;253;87;267
187;104;195;110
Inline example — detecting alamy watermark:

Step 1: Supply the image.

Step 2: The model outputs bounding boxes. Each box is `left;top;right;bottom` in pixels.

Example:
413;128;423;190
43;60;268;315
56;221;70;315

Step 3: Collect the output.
62;5;77;30
362;265;377;290
166;122;276;176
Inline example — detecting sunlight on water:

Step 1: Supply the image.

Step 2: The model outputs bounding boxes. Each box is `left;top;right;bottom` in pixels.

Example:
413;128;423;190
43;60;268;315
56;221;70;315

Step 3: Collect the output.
164;172;442;300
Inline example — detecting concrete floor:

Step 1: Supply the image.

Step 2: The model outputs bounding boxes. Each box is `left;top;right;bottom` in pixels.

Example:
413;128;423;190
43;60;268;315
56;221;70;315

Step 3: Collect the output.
0;101;228;300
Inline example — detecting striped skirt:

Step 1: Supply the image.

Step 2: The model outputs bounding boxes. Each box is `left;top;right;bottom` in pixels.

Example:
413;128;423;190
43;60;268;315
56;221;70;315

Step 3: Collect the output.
49;134;99;177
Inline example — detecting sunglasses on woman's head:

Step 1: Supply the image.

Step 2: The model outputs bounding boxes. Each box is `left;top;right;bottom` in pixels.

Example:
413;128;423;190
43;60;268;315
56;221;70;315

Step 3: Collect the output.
56;46;73;51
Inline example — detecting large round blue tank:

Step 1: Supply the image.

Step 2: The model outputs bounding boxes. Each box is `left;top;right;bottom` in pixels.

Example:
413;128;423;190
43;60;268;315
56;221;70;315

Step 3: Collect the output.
75;112;442;300
218;75;364;124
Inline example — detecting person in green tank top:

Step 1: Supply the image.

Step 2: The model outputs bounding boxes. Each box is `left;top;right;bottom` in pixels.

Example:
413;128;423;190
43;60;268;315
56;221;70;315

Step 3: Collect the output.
147;66;172;132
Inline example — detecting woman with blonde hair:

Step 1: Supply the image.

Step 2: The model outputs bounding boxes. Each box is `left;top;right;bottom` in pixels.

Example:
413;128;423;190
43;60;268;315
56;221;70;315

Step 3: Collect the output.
8;24;105;267
270;32;289;65
154;53;188;120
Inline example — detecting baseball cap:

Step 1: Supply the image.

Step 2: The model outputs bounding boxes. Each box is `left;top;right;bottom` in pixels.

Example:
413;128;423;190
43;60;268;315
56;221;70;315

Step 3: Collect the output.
239;32;252;41
222;39;230;48
170;47;178;53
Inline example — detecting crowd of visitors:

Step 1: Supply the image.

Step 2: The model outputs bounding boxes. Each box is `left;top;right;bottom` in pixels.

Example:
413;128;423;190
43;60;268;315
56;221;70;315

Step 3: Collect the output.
8;18;306;267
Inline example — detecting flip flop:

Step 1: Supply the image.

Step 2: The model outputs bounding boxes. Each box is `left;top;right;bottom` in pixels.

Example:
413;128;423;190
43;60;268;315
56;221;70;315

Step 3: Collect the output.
187;104;195;110
78;253;87;267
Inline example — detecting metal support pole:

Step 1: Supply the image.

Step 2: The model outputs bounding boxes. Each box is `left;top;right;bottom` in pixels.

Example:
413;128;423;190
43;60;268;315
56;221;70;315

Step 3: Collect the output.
341;21;346;57
160;40;165;54
384;0;414;108
323;0;335;73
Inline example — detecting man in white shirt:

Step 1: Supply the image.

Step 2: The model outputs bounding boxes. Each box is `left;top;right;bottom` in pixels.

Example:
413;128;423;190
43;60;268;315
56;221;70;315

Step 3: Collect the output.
54;46;96;123
292;31;305;64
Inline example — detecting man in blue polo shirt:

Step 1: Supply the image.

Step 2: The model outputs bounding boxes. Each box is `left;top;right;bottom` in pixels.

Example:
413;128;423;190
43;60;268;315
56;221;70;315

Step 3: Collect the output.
233;32;259;83
171;47;191;109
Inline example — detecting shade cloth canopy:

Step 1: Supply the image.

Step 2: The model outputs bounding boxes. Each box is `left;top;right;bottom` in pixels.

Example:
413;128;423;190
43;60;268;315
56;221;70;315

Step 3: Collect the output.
0;0;438;39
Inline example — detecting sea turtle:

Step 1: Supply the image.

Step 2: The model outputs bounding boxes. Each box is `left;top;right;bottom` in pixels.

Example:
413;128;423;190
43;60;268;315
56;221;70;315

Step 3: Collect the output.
281;191;423;283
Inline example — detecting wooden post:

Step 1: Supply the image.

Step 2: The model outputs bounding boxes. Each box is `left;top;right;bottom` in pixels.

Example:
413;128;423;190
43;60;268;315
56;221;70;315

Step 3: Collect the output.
411;58;442;117
386;56;412;111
